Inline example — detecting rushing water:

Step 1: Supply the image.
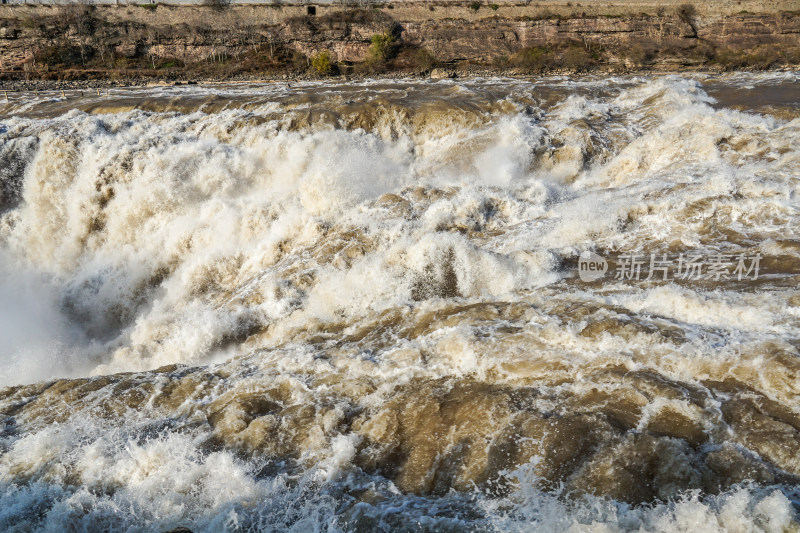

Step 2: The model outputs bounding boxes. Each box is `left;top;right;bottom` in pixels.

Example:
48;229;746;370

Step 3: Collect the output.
0;73;798;532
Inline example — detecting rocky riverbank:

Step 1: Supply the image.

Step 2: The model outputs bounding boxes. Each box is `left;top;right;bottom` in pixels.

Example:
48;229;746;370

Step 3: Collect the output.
0;0;799;84
0;64;795;93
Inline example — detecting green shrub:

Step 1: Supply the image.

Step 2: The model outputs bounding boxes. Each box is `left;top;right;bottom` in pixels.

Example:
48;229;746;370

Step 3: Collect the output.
469;2;481;11
35;44;91;67
311;50;333;74
515;46;554;71
412;48;435;72
492;54;510;66
368;31;395;63
564;46;590;70
489;3;499;10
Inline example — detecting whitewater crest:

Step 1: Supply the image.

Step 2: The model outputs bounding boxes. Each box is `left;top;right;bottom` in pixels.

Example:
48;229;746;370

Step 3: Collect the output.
0;73;799;532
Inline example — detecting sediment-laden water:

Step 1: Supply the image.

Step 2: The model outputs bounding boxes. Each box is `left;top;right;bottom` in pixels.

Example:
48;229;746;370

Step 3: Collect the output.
0;73;799;532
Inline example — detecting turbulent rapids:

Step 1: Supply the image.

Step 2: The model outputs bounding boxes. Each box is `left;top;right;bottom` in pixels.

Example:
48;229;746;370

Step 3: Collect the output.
0;73;799;532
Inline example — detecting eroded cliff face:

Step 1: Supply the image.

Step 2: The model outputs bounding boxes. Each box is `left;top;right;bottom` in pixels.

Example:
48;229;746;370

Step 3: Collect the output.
0;1;798;73
397;13;800;63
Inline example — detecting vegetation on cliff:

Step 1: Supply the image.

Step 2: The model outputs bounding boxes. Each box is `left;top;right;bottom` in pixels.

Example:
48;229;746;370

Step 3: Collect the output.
0;2;798;81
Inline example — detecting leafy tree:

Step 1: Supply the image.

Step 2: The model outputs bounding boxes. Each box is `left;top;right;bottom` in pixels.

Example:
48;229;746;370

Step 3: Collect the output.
311;50;333;74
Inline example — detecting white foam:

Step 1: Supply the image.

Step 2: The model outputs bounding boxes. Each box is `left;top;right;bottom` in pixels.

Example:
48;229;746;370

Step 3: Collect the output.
1;73;799;530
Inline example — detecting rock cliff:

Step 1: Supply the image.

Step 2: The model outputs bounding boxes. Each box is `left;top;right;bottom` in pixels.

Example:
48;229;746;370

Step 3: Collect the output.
0;1;798;77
